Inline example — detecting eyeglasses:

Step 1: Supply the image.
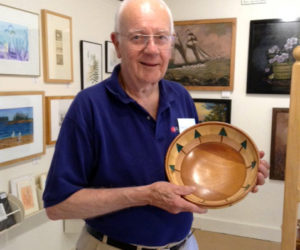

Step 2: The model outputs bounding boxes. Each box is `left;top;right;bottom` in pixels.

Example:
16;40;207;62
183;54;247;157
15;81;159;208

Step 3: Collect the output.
117;32;175;50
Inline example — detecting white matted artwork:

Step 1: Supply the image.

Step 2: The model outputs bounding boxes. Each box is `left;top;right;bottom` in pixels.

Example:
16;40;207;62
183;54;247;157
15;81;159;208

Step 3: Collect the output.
0;91;45;167
10;175;39;216
0;4;40;76
45;96;74;144
80;40;103;89
105;41;120;73
41;9;73;83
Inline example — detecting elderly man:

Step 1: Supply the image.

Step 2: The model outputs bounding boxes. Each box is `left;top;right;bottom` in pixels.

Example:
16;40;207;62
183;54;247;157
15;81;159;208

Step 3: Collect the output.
43;0;270;249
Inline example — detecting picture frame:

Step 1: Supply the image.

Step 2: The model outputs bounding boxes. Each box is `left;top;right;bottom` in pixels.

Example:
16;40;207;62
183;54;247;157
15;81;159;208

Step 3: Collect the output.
10;175;39;216
193;98;231;123
0;4;40;76
165;18;236;91
45;96;74;145
247;19;300;94
105;41;120;73
270;108;289;180
80;40;103;89
0;91;45;167
41;9;73;83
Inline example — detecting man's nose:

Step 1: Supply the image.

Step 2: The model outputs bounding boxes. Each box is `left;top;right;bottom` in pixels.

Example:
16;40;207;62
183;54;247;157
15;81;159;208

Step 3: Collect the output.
144;36;159;53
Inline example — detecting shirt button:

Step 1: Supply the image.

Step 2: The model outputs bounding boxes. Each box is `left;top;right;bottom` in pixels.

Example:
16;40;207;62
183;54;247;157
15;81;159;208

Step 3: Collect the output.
146;116;151;120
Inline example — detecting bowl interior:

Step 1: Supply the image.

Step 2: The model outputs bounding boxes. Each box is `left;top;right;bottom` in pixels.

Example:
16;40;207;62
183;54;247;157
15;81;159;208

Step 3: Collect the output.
165;122;259;208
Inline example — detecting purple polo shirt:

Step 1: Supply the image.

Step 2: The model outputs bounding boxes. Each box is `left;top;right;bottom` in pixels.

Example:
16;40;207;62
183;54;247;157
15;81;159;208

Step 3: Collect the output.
43;65;199;246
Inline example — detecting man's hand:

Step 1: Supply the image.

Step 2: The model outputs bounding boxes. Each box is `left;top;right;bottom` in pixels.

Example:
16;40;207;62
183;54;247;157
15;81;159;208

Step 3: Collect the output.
252;150;270;193
147;181;207;214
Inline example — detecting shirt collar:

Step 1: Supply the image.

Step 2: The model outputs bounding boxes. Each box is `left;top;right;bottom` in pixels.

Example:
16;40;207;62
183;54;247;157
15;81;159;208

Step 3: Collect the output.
105;64;176;108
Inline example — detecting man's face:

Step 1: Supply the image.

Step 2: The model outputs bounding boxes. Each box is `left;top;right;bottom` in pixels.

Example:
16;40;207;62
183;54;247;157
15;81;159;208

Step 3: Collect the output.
114;1;172;85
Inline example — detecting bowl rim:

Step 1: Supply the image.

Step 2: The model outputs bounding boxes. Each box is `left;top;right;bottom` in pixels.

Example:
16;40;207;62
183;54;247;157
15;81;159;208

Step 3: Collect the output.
165;121;259;208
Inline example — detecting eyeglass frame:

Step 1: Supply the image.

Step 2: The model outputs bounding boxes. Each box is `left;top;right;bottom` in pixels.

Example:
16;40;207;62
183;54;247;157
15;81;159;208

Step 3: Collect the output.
115;32;175;50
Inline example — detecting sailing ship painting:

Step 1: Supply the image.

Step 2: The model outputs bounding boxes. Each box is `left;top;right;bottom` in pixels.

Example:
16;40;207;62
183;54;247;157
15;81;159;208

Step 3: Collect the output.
166;19;236;90
0;107;33;150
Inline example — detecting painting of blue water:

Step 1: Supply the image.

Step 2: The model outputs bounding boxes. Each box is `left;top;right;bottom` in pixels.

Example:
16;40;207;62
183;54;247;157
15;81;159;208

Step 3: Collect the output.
0;20;29;61
0;107;33;149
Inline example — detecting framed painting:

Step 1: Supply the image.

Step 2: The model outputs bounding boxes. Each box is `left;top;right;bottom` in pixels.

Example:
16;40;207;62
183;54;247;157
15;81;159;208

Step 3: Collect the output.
165;18;236;91
45;96;74;145
193;98;231;123
0;92;45;167
247;19;300;94
105;41;120;73
80;40;103;89
41;9;73;83
0;4;40;76
10;175;39;216
270;108;289;180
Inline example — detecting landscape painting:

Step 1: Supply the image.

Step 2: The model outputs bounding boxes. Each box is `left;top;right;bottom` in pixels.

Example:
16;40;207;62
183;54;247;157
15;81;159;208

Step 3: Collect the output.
193;98;231;123
0;21;29;61
165;18;236;91
0;107;33;150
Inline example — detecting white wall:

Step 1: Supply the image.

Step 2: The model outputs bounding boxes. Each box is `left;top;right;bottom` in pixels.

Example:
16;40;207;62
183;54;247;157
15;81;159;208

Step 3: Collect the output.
165;0;298;242
0;0;298;248
0;0;119;249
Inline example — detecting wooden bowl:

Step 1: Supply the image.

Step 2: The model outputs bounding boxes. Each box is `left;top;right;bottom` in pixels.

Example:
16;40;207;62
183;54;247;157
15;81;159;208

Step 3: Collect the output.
165;122;259;208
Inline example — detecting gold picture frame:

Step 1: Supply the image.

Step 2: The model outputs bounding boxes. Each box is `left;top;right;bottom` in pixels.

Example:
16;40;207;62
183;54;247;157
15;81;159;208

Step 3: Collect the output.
0;91;45;167
45;96;74;145
166;18;236;91
41;9;73;83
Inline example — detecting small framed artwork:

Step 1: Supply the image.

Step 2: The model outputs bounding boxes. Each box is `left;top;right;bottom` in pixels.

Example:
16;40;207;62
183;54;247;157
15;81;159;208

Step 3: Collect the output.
0;91;45;167
165;18;236;91
105;41;120;73
0;4;40;76
80;40;103;89
11;175;39;216
41;9;73;83
270;108;289;180
45;96;74;145
193;98;231;123
247;19;300;94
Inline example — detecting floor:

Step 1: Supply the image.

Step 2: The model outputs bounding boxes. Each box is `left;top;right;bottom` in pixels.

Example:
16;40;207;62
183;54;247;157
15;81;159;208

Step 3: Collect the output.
194;230;281;250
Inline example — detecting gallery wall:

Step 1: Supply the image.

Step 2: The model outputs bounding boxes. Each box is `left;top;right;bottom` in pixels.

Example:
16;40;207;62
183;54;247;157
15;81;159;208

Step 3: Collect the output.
0;0;119;250
165;0;297;243
0;0;299;249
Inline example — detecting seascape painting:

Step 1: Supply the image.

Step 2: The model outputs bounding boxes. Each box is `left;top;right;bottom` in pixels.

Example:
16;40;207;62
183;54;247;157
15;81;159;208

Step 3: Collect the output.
0;107;33;150
0;21;29;61
165;19;236;90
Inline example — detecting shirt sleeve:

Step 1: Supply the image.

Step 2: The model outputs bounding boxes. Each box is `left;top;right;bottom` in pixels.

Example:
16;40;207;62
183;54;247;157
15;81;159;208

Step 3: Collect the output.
43;96;95;208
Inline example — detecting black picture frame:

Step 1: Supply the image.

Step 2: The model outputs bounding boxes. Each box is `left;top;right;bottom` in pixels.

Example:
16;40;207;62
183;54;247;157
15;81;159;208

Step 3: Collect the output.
105;41;120;73
80;40;103;89
193;98;231;123
247;18;300;94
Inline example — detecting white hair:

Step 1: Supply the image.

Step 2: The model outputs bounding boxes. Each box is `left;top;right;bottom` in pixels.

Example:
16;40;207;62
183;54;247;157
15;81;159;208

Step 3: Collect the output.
114;0;174;34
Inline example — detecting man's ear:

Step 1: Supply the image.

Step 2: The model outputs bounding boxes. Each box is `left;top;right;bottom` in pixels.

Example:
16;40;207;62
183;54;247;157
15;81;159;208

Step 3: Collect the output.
111;32;122;59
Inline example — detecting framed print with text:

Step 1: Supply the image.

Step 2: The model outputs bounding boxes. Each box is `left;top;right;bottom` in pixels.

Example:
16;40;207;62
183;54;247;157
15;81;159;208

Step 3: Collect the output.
45;96;74;145
0;91;45;167
247;19;300;94
0;4;40;76
41;9;73;83
80;40;103;89
193;98;231;123
166;18;236;91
